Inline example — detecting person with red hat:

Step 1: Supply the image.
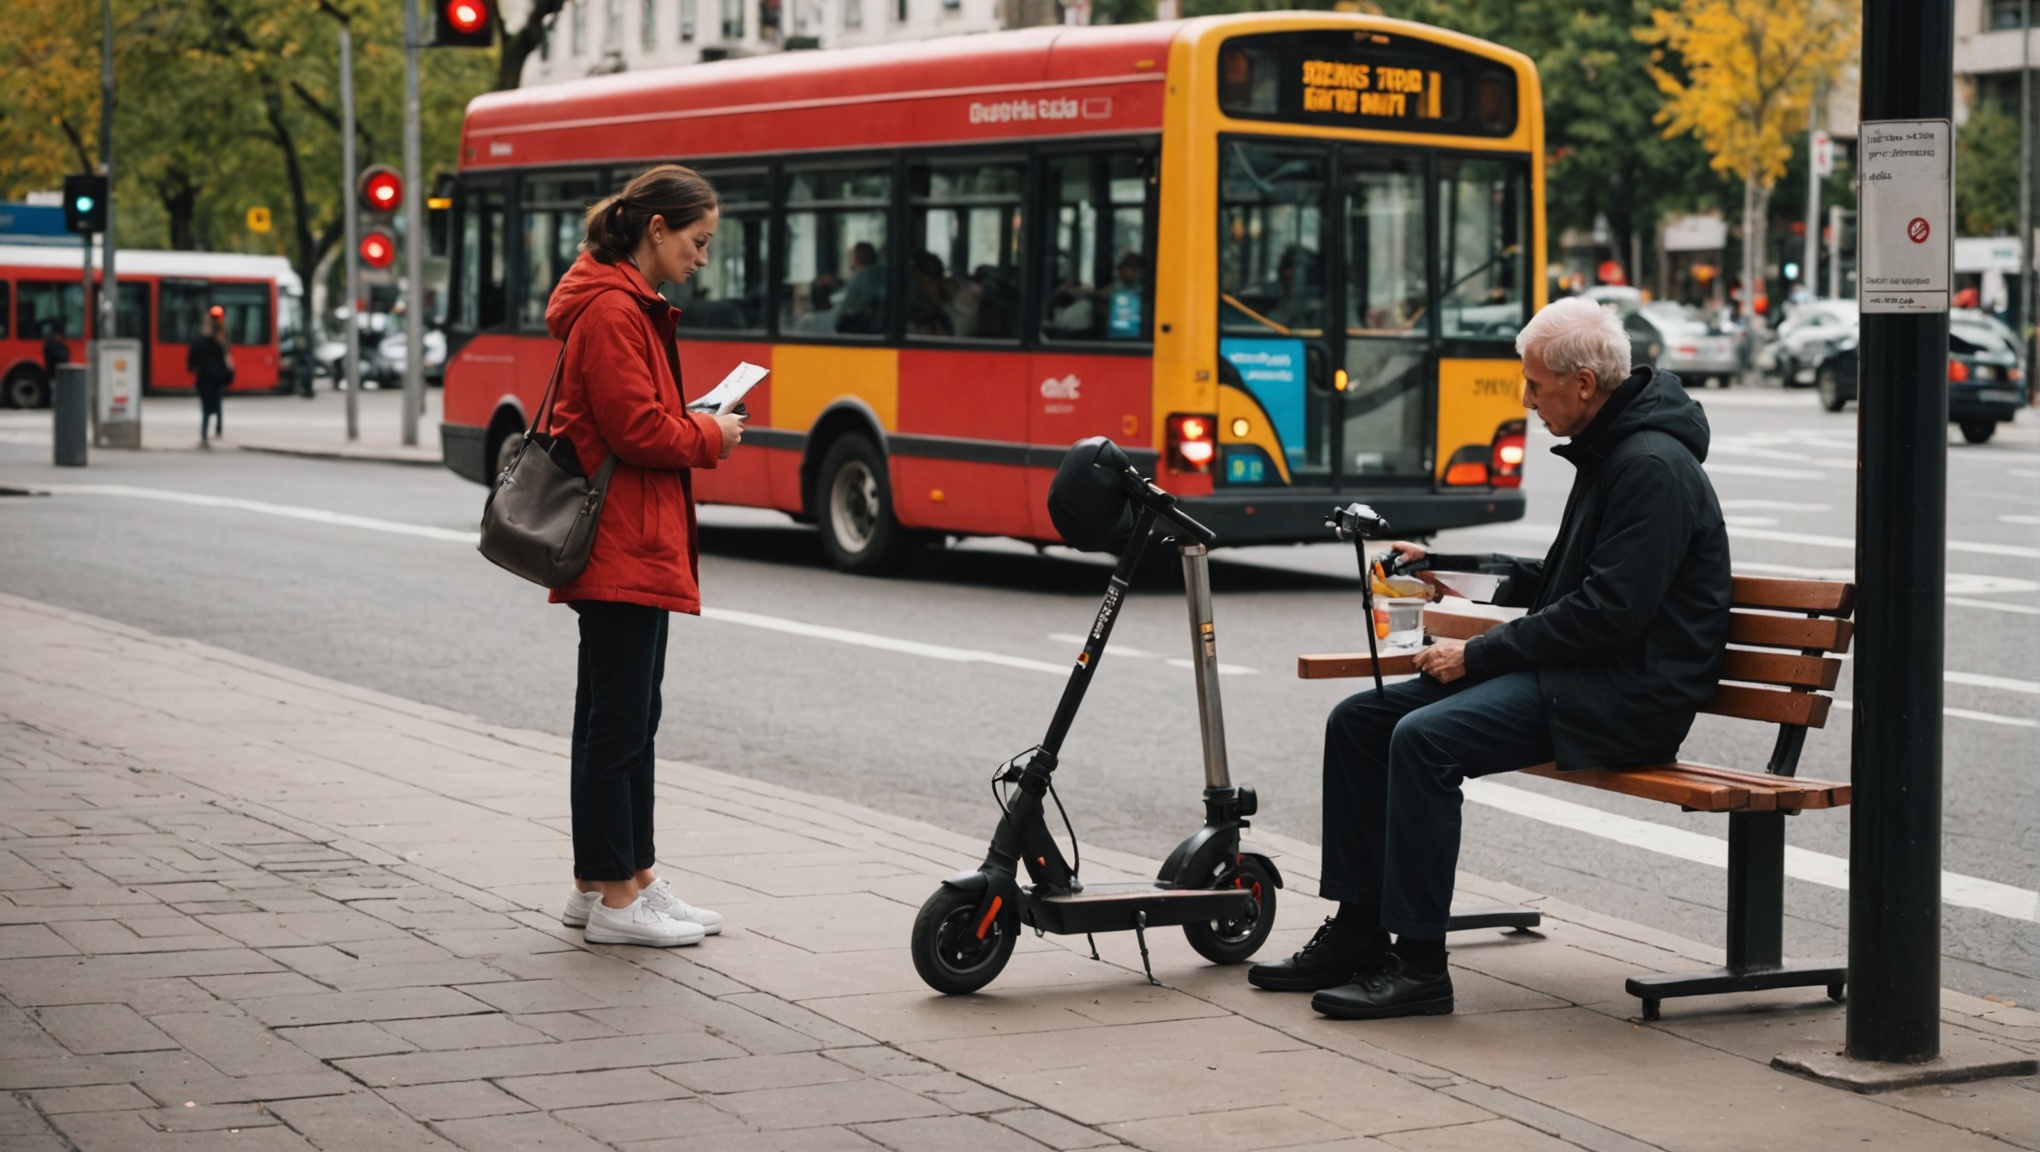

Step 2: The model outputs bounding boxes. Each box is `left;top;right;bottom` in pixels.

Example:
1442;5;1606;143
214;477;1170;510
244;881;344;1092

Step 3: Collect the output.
187;306;234;446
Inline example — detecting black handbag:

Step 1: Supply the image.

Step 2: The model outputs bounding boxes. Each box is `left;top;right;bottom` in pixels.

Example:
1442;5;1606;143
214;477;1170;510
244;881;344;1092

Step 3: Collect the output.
477;346;618;588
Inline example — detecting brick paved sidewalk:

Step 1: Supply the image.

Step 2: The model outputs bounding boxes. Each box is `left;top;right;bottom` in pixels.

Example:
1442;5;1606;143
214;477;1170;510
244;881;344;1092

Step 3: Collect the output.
0;592;2033;1152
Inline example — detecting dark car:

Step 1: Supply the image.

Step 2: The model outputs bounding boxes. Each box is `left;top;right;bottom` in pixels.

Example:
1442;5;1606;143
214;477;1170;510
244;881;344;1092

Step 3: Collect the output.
1814;313;2027;443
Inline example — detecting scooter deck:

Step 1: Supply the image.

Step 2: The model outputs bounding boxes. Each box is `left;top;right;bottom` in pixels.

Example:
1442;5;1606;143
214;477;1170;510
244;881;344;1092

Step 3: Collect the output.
1023;881;1253;935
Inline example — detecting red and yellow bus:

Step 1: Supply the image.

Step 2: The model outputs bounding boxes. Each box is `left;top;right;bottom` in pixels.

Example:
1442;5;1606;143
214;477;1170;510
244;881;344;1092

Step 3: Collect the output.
0;244;302;409
443;13;1541;571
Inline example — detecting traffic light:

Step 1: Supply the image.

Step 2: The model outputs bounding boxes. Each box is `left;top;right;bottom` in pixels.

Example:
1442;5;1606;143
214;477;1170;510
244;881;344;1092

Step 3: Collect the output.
431;0;494;47
63;174;108;234
358;165;403;214
360;231;397;270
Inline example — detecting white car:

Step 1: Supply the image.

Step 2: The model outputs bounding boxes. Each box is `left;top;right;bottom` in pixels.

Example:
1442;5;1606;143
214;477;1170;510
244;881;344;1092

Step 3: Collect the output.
1762;299;1858;386
1626;302;1741;387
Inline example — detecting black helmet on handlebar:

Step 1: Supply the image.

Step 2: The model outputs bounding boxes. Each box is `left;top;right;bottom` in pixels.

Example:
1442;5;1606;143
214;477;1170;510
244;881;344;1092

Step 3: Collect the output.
1048;436;1136;553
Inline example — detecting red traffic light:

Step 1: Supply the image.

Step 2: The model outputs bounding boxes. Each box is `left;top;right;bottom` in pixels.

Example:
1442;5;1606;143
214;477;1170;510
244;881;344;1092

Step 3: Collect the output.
446;0;487;33
359;165;403;214
360;231;396;270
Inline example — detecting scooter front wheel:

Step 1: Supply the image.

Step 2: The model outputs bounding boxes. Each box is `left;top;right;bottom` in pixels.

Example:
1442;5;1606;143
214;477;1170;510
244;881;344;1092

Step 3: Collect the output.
911;885;1017;995
1183;857;1277;965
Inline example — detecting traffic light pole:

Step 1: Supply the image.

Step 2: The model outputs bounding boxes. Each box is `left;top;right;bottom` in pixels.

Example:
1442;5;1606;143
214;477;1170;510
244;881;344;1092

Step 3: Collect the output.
402;0;425;448
99;0;115;345
341;24;362;442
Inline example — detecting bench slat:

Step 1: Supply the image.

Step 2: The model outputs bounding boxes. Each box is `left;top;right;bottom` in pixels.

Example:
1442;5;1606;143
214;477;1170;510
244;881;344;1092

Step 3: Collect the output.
1521;763;1850;812
1298;652;1418;680
1719;649;1842;690
1731;576;1857;615
1727;612;1855;653
1701;684;1833;727
1420;608;1504;641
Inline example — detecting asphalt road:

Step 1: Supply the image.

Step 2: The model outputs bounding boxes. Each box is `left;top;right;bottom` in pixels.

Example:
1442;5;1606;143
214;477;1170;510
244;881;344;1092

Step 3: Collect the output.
1;385;2034;1004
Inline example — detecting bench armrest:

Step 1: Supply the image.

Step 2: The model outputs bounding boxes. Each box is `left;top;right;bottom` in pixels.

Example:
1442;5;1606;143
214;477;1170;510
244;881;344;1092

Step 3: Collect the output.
1296;608;1507;680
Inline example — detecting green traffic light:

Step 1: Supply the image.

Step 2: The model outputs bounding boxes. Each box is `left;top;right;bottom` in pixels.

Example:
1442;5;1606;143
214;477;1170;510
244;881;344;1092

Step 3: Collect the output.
75;196;94;213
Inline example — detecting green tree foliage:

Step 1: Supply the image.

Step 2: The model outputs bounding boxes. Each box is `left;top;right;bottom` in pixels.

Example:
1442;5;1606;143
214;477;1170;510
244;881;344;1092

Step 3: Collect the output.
0;0;493;328
1956;104;2021;237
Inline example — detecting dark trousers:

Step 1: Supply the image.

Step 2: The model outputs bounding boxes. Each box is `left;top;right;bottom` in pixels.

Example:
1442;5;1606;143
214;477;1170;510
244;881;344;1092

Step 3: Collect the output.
197;386;223;438
570;600;669;881
1321;670;1552;938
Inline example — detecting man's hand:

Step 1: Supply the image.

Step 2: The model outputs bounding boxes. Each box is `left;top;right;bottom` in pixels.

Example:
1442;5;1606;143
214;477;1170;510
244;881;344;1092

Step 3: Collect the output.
1384;541;1427;567
1411;637;1467;683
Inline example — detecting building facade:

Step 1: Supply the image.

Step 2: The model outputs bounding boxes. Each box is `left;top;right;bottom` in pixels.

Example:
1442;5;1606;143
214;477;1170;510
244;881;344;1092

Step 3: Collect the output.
507;0;1073;85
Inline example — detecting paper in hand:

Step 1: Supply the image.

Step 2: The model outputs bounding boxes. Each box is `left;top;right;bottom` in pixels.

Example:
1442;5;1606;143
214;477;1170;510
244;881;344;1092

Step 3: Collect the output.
687;362;768;415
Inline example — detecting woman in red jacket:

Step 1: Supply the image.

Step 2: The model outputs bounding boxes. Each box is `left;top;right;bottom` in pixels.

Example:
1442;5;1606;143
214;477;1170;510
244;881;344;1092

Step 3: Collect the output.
548;165;748;948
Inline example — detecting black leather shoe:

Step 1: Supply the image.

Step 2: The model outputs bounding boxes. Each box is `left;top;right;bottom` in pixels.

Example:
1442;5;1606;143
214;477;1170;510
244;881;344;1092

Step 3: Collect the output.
1247;918;1383;992
1311;954;1454;1019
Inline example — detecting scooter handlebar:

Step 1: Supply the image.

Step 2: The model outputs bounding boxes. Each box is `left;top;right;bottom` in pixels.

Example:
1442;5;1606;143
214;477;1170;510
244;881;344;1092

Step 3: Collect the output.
1121;471;1218;546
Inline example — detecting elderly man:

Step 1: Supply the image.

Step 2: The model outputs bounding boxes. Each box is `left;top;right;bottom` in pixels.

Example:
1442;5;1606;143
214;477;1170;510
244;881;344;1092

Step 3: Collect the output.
1249;296;1732;1019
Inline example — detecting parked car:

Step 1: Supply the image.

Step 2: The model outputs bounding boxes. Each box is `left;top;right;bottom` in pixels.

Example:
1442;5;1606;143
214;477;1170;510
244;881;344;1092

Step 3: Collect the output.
1624;301;1741;388
1585;284;1643;317
1814;310;2025;442
377;326;447;387
1761;299;1859;386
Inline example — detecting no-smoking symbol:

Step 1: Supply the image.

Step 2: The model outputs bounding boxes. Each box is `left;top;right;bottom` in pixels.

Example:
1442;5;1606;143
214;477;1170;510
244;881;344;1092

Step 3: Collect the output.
1907;217;1930;244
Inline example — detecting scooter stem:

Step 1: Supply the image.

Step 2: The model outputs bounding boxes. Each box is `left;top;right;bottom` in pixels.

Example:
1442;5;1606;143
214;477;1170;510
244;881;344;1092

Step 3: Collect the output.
1179;544;1233;790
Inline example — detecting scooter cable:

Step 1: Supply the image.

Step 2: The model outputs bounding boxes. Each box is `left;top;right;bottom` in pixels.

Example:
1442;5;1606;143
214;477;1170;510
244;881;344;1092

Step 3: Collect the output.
987;746;1082;881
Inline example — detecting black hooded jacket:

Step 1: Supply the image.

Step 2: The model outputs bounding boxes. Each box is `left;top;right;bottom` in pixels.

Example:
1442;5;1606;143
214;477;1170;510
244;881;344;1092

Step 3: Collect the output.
1454;367;1731;771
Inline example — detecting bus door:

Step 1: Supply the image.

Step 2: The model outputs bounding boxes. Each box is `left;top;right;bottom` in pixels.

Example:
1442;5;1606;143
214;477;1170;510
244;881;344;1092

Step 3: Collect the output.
1217;139;1335;487
115;282;149;386
1335;147;1433;487
159;278;211;389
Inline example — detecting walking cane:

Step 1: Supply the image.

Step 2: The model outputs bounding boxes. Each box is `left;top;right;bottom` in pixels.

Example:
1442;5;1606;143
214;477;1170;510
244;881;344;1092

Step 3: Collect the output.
1328;503;1391;699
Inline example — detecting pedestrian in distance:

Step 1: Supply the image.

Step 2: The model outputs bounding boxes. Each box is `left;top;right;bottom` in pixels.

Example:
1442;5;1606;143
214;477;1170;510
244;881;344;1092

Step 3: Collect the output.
40;323;69;382
1248;295;1731;1019
187;307;233;447
547;165;748;949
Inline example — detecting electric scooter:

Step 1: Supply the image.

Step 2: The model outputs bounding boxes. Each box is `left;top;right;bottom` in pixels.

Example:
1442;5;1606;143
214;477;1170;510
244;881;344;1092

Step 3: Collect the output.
908;437;1281;995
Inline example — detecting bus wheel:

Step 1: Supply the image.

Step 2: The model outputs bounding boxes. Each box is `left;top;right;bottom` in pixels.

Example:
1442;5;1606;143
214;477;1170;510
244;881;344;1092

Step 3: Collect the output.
815;434;920;575
4;367;50;410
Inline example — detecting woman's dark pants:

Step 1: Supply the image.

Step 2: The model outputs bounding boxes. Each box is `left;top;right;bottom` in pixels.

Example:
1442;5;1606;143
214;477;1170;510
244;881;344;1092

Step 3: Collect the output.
570;600;668;882
1320;670;1553;938
197;385;223;438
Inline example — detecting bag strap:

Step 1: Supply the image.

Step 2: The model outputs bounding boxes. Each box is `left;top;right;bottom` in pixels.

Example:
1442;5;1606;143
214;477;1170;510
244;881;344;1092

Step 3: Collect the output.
528;343;568;437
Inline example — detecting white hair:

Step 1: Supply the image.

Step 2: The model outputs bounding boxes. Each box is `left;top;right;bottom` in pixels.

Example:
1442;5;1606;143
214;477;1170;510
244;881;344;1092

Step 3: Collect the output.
1516;296;1632;392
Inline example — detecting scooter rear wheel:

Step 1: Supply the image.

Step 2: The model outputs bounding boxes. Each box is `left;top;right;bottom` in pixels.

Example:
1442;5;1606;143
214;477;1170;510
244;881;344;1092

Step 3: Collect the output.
1183;857;1277;965
911;885;1017;995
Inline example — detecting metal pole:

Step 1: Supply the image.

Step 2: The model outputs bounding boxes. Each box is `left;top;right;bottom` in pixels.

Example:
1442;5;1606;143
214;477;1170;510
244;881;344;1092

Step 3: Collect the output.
401;0;424;447
99;0;115;342
341;25;361;442
2020;0;2032;386
1849;0;1953;1065
1830;205;1844;300
1805;96;1822;299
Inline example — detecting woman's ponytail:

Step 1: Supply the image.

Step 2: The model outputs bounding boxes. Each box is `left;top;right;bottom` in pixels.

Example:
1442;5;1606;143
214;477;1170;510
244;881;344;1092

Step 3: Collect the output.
580;166;719;264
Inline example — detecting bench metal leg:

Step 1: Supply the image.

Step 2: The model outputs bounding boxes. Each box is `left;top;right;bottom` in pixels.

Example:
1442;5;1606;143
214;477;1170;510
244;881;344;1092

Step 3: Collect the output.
1625;812;1845;1019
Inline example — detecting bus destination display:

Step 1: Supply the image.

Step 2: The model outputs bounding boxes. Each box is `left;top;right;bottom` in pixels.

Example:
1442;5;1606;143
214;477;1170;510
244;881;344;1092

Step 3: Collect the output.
1220;31;1517;137
1299;59;1443;120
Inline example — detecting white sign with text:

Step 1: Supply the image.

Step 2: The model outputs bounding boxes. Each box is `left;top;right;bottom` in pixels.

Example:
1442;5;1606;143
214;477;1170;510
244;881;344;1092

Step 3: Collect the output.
1857;119;1952;314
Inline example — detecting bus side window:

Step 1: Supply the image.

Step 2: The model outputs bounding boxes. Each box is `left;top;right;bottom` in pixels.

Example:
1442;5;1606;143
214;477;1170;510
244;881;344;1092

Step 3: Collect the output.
520;173;602;330
18;282;85;341
674;170;770;333
905;156;1024;342
160;280;210;345
781;164;890;338
454;186;510;334
0;282;9;340
212;283;272;345
1040;151;1153;343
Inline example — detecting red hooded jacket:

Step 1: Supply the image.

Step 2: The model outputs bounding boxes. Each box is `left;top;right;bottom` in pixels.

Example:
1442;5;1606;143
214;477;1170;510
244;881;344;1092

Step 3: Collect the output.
544;254;724;614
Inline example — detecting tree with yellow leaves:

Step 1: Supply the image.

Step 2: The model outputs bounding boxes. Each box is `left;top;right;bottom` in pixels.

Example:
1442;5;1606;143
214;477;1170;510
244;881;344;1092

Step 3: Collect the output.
1639;0;1856;325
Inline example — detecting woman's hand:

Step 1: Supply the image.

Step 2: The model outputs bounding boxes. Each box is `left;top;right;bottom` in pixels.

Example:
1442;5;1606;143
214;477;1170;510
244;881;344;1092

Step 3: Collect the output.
713;411;747;459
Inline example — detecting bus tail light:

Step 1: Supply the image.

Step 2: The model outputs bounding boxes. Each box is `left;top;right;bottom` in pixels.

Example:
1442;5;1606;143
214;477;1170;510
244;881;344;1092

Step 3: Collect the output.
1490;420;1526;489
1947;359;1969;383
1168;413;1216;473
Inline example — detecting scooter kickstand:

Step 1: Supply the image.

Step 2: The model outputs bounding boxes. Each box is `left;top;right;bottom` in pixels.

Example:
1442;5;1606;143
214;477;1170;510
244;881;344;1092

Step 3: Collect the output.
1131;912;1160;986
1086;933;1101;962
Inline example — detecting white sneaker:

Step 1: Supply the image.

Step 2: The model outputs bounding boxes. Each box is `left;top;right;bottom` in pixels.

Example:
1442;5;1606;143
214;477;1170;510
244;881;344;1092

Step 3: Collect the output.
583;897;705;947
561;889;600;928
640;878;723;935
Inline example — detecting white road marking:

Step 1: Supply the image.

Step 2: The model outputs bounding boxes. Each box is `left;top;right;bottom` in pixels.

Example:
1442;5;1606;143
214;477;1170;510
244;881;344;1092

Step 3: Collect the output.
1831;699;2037;728
1704;463;1825;480
700;607;1071;675
1726;524;2040;560
1946;596;2040;615
1463;779;2039;923
27;483;481;543
1720;500;1833;512
1722;516;1780;527
1048;632;1258;675
2011;468;2040;479
1945;670;2040;695
2000;514;2040;526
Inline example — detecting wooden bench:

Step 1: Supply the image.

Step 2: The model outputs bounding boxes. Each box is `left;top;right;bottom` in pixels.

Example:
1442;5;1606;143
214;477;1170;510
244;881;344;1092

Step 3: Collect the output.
1299;576;1854;1020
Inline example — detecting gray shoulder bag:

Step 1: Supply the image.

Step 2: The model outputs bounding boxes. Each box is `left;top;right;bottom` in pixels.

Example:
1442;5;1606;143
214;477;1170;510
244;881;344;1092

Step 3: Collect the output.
477;345;619;588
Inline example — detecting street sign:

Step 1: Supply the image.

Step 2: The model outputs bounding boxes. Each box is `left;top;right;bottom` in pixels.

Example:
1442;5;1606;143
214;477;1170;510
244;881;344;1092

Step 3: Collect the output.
1812;130;1834;178
247;206;272;234
1857;119;1951;314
